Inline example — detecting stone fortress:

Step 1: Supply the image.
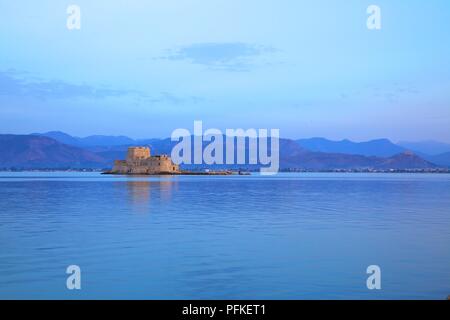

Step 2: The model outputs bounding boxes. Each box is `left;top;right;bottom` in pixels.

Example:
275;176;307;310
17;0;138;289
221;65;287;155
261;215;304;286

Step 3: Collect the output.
111;147;180;175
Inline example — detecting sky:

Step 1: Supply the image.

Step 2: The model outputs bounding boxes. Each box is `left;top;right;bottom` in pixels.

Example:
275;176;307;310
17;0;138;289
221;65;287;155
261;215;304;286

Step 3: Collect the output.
0;0;449;142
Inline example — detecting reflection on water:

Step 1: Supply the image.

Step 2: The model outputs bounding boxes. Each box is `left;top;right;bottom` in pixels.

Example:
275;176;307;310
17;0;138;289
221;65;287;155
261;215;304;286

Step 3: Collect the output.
124;178;178;213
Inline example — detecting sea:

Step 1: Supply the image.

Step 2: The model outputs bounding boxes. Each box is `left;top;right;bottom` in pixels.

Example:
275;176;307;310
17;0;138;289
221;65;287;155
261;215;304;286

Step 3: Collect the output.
0;172;449;299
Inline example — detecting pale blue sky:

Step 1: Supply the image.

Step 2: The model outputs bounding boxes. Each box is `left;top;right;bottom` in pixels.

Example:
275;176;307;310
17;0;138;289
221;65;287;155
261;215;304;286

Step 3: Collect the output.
1;0;449;141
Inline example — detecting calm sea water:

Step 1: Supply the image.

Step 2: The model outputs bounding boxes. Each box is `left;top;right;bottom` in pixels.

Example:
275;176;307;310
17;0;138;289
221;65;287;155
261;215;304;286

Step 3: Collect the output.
0;172;449;299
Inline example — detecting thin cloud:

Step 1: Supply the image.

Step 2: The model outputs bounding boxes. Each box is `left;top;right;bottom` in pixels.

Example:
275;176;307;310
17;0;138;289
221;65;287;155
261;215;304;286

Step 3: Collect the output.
162;42;277;71
0;70;201;105
0;69;139;100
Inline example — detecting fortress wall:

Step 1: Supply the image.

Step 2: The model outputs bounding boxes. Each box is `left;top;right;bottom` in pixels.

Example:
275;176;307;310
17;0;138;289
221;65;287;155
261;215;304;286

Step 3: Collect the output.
112;160;128;173
142;157;179;173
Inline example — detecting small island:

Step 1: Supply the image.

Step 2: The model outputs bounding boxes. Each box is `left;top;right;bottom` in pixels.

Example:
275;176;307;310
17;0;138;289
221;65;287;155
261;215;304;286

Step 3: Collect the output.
103;146;233;176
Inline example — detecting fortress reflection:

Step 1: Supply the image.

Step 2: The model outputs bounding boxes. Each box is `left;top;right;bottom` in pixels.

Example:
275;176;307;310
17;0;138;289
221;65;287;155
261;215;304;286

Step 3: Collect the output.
125;178;178;213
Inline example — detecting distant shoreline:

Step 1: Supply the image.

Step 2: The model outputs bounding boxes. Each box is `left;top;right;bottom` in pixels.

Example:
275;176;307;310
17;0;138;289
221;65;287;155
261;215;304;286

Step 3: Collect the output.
1;168;449;174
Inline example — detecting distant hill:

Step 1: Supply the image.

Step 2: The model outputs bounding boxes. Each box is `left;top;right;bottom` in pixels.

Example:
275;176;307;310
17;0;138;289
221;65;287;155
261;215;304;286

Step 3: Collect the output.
0;135;107;169
281;151;437;170
424;152;450;168
2;132;440;170
296;137;406;157
32;131;81;146
397;140;450;156
33;131;136;147
281;151;377;170
376;152;437;170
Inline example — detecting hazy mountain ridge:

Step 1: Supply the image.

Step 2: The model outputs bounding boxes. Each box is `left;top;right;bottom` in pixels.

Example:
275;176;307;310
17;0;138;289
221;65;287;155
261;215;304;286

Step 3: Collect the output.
424;152;450;167
295;137;450;167
397;140;450;156
32;131;136;147
0;135;107;168
296;137;406;157
0;132;446;170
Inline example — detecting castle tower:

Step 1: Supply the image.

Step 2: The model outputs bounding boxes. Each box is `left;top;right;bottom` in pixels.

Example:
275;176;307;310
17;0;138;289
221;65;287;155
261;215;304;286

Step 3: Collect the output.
126;147;151;162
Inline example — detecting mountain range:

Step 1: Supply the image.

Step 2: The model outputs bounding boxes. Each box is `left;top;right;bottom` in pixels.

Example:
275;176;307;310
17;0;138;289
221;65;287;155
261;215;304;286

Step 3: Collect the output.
296;137;406;157
0;135;104;168
0;131;448;170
